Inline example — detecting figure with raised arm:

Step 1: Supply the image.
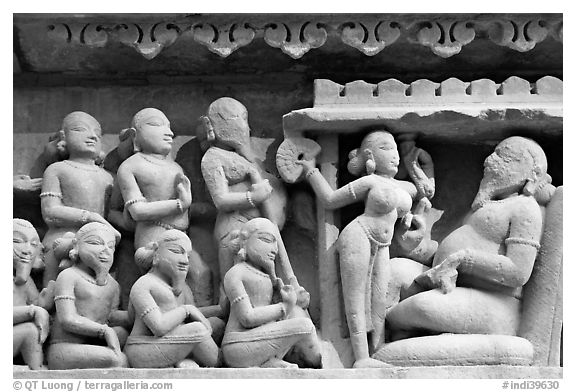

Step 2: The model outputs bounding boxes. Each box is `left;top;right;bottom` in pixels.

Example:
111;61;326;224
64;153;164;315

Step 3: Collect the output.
40;112;114;287
13;219;52;370
297;130;428;368
125;229;221;368
47;222;129;369
221;218;322;368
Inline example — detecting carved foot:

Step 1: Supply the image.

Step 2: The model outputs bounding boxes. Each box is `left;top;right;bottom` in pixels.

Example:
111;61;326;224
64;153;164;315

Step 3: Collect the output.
176;359;200;368
260;358;298;369
353;357;392;368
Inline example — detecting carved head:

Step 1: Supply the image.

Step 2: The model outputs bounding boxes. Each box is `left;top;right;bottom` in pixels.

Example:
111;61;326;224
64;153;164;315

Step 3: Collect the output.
473;136;550;210
60;111;103;160
130;108;174;156
348;130;400;177
13;219;42;286
69;222;120;285
135;230;192;295
233;218;279;281
199;97;253;160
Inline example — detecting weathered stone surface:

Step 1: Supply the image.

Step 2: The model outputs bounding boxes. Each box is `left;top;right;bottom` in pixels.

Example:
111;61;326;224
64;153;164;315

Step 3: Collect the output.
13;366;563;379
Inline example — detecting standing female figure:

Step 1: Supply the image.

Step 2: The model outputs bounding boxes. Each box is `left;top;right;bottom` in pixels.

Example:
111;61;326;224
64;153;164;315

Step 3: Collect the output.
298;130;421;368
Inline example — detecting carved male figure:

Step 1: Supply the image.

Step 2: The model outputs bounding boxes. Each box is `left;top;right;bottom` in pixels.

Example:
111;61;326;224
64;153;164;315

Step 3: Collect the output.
13;219;51;370
47;222;129;369
40;111;114;287
125;230;221;368
222;218;322;368
387;136;555;338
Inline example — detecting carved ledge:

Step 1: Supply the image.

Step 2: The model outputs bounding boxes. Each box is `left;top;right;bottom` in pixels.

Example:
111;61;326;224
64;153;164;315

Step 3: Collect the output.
283;76;563;141
38;14;562;60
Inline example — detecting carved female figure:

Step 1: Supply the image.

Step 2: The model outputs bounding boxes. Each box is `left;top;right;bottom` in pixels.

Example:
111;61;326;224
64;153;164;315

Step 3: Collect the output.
387;137;555;337
47;222;128;369
40;111;114;287
117;108;192;250
222;218;322;368
125;230;220;368
298;130;421;368
13;219;51;370
199;98;304;303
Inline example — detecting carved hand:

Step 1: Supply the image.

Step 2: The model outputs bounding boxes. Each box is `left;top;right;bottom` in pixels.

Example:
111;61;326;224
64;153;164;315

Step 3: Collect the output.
13;175;43;193
32;306;50;344
280;284;297;314
295;159;316;175
184;305;212;335
175;173;192;210
102;325;121;353
415;250;466;294
250;179;273;203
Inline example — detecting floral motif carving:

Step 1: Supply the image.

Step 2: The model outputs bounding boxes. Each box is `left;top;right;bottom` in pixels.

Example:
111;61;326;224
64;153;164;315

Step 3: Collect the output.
340;20;401;56
415;20;475;58
488;19;548;52
42;15;562;60
113;22;181;60
193;23;255;57
264;22;327;59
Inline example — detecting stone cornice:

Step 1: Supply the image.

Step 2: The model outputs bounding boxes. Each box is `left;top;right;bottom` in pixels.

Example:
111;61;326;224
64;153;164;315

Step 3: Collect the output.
283;76;563;142
17;13;562;60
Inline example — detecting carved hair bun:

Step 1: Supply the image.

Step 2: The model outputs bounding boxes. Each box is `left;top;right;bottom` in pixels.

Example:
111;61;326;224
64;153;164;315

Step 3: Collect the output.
276;137;321;183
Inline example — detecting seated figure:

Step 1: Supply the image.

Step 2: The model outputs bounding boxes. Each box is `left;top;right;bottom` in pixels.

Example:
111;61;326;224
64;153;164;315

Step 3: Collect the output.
375;136;558;365
13;219;52;370
221;218;322;368
124;229;221;368
47;222;129;369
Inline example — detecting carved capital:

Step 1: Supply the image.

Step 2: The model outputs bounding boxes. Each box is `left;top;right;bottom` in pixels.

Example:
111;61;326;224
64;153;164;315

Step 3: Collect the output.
341;20;401;56
193;23;255;57
264;21;327;59
488;18;548;52
415;20;475;58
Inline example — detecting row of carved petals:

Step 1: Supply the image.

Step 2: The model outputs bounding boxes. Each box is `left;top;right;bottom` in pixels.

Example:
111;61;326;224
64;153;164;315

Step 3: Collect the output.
313;76;563;106
46;17;563;60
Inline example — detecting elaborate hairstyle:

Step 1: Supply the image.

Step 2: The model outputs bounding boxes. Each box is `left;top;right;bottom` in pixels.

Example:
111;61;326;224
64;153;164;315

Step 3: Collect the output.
134;229;191;272
13;218;35;231
347;130;395;176
67;222;121;263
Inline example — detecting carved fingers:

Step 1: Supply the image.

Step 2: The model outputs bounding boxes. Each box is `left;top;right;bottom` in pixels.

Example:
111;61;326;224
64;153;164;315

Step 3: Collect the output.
175;173;193;209
32;306;50;344
250;179;273;203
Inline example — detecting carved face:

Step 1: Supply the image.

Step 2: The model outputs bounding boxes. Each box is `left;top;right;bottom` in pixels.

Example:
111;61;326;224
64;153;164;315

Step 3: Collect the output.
208;98;251;153
13;224;42;285
76;227;116;285
133;109;174;156
63;112;103;159
155;234;192;289
365;132;400;177
245;228;278;274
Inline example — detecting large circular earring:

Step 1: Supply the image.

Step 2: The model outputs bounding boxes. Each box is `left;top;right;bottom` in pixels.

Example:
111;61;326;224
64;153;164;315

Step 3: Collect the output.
365;158;376;175
237;248;247;262
523;178;537;196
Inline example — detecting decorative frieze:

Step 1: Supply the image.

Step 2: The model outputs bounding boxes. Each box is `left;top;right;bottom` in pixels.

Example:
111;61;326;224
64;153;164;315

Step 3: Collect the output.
40;14;562;60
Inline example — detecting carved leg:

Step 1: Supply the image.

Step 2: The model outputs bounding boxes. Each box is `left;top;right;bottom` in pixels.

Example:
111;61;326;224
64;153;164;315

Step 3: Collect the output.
47;343;126;369
14;323;45;370
222;318;316;368
285;307;322;368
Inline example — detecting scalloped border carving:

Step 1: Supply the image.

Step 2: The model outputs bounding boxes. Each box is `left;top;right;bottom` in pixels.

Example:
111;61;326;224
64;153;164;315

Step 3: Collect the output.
43;15;562;60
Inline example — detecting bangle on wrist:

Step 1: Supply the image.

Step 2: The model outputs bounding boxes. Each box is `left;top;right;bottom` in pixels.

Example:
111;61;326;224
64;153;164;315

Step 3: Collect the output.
27;305;35;319
278;303;287;319
246;191;256;208
176;199;184;213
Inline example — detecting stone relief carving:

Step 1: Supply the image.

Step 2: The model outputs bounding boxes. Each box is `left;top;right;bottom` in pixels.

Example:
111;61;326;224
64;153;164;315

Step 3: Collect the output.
12;76;562;373
43;14;562;59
